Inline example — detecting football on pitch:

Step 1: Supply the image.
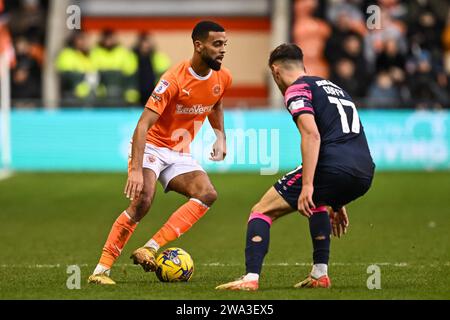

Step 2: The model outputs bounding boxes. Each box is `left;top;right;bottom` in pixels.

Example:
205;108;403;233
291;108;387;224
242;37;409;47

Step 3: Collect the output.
155;247;194;282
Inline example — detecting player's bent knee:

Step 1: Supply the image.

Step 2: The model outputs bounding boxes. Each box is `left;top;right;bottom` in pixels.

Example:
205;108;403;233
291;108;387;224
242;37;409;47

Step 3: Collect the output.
251;203;262;213
131;191;154;219
138;197;152;212
250;203;283;222
194;188;218;207
251;202;273;217
248;211;273;226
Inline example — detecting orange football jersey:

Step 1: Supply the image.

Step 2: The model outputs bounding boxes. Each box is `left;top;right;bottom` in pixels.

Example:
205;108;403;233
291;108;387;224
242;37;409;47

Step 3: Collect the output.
145;60;232;153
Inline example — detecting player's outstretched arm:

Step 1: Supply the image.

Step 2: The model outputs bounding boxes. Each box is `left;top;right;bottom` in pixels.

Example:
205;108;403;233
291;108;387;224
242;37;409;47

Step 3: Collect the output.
296;114;321;217
207;99;227;161
125;108;160;200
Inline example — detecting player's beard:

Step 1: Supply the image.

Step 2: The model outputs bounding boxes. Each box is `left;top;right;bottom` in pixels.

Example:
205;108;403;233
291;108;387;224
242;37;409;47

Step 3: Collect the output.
202;53;222;71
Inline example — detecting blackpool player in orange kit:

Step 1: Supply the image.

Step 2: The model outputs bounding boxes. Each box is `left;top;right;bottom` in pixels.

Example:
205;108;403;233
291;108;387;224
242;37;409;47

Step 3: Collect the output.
88;21;232;284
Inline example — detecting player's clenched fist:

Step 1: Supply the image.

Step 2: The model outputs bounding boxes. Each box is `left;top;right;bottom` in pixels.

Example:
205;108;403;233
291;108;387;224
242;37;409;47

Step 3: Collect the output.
209;138;227;161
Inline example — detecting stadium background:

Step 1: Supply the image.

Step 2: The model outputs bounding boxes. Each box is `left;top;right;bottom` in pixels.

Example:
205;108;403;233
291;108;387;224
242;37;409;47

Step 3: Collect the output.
0;0;449;300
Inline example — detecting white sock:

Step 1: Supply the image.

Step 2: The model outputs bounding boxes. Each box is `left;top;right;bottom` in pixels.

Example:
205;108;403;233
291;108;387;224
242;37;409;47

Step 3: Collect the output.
144;239;160;252
311;264;328;278
243;273;259;281
93;264;110;276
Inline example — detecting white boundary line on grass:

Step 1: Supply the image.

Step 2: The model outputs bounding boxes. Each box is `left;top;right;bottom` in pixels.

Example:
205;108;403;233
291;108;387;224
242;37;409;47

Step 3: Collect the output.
1;262;449;268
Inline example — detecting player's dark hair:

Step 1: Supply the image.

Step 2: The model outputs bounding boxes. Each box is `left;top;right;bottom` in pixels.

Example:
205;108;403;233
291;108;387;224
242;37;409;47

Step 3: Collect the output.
269;43;304;66
192;21;225;42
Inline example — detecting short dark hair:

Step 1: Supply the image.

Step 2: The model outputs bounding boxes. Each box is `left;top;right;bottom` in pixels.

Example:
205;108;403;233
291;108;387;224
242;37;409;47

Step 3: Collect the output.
268;43;304;66
192;21;225;42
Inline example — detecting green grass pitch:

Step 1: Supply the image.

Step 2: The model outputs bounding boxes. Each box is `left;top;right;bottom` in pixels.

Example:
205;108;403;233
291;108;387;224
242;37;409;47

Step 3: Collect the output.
0;171;449;299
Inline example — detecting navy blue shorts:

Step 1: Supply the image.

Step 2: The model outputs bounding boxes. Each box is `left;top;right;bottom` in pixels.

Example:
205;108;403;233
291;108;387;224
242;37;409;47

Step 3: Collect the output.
273;167;373;211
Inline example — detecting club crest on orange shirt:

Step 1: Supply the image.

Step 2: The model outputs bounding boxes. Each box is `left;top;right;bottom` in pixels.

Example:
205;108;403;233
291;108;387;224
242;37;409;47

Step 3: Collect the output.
213;84;221;96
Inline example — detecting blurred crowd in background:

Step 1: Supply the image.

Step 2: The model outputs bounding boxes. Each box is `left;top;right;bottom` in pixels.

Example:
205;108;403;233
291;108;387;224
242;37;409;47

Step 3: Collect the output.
55;30;171;107
297;0;450;110
1;0;47;107
1;0;450;109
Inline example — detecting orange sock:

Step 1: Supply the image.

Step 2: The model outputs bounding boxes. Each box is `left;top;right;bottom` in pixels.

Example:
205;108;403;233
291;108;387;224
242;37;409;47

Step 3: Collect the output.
150;199;209;248
99;211;137;269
